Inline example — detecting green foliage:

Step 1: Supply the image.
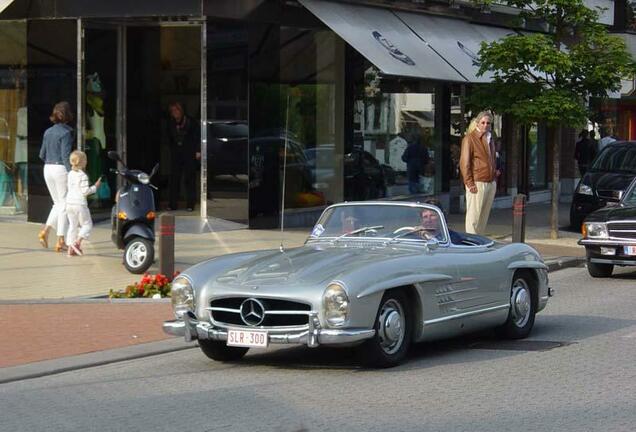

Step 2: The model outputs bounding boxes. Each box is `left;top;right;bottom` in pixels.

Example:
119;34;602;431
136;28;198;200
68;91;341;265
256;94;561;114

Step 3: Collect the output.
471;0;636;127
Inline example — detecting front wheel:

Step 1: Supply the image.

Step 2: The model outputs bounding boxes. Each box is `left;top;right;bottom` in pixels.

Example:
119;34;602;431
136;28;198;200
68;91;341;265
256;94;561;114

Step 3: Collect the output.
358;290;411;368
123;236;154;274
497;272;536;339
587;260;613;278
198;340;249;362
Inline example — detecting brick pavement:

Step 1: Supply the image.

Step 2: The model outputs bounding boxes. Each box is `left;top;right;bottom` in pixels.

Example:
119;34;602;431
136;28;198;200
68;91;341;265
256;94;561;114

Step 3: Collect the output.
0;302;173;368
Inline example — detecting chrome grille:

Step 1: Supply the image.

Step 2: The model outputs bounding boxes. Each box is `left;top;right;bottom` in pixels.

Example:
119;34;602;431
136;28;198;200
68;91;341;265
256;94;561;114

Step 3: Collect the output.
608;222;636;240
208;297;311;328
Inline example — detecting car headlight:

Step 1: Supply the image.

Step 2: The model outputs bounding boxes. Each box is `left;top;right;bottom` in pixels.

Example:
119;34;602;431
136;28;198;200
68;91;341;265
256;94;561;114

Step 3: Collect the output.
576;183;593;195
171;276;194;318
137;173;150;184
583;222;608;239
322;282;350;327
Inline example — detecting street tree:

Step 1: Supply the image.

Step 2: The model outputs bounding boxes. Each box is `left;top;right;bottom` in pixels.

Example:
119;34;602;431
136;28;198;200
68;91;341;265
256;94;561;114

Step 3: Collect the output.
471;0;635;239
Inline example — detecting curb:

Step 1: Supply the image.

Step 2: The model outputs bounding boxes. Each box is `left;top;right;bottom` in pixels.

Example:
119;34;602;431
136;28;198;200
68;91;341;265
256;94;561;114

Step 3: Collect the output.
0;338;195;385
546;256;585;273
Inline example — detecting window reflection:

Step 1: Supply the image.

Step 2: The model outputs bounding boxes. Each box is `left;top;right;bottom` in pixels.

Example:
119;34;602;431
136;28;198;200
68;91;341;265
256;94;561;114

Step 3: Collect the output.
352;64;439;199
0;21;27;217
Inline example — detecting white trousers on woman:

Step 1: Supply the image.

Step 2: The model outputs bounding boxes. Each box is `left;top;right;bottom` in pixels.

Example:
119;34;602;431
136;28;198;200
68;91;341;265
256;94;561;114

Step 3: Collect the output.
44;164;68;236
66;204;93;245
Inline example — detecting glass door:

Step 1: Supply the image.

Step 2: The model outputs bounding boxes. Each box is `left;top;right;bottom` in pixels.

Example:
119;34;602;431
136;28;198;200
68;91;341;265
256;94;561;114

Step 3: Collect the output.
80;21;123;220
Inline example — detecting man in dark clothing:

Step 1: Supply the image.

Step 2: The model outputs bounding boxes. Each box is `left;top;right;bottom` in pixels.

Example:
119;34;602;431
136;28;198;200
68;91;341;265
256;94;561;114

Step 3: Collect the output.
574;129;596;177
402;138;430;195
167;102;200;211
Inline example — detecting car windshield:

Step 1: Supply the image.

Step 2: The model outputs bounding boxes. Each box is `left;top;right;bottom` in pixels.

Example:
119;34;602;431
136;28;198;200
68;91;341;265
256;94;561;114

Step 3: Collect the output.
590;145;636;174
308;203;448;244
623;180;636;206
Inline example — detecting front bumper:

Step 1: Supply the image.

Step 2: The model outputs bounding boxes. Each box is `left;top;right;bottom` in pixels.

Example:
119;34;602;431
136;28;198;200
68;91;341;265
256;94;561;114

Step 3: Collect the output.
579;238;636;266
163;311;375;348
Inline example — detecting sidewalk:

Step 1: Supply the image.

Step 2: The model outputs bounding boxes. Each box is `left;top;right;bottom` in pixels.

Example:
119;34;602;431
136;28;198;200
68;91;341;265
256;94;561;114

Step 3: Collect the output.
0;202;585;380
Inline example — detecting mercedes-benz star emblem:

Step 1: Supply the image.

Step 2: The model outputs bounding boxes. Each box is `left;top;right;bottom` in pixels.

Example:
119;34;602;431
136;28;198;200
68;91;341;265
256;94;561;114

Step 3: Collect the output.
240;298;265;326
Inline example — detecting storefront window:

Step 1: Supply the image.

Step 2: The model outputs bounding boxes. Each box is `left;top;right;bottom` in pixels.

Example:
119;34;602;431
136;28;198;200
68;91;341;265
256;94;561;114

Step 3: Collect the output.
250;26;342;226
0;20;27;217
527;123;547;190
351;64;441;199
83;26;119;219
27;19;77;223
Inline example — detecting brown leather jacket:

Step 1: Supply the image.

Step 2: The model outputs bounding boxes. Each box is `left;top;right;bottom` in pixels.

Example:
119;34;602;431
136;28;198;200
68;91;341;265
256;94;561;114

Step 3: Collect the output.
460;129;496;189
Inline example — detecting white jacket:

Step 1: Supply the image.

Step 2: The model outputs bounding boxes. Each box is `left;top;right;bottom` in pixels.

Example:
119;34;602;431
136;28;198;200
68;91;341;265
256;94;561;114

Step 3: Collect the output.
66;169;97;206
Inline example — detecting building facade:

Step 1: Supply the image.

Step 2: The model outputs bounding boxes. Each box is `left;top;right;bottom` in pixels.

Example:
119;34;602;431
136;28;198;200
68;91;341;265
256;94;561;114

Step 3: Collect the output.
0;0;619;228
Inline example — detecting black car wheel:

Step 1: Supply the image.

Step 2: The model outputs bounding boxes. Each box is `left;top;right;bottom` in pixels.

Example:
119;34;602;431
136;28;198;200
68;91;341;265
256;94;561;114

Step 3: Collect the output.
198;340;249;362
587;260;614;278
359;290;411;368
497;271;536;339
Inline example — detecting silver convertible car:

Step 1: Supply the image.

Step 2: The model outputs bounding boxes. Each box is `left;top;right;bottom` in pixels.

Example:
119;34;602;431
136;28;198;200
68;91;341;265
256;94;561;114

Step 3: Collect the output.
164;202;552;367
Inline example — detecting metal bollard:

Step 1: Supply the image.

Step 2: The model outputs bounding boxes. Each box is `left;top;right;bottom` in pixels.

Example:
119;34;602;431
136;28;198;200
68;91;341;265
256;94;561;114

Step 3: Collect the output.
159;213;175;279
512;194;527;243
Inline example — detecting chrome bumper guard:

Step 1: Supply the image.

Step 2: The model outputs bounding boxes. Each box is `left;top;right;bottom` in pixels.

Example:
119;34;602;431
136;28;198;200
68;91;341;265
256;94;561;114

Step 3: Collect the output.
162;311;375;348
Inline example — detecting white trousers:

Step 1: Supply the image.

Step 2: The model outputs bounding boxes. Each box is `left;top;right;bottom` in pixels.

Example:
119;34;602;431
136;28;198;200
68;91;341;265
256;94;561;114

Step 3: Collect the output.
66;204;93;246
44;164;68;236
465;181;496;235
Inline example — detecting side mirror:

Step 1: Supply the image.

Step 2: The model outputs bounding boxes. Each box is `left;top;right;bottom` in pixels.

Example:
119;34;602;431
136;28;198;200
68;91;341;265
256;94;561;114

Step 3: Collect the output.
107;151;121;162
425;238;439;251
150;163;159;178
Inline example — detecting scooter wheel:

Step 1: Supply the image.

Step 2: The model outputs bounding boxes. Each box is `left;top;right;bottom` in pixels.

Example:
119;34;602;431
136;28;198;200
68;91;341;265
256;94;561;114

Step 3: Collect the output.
124;236;154;274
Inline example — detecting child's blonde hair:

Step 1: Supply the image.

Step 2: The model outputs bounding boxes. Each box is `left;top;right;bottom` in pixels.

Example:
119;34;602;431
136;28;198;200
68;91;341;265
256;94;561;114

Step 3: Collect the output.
70;150;87;171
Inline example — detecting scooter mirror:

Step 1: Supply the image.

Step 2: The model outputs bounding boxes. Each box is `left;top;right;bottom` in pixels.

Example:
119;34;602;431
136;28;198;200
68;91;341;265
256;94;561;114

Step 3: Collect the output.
107;151;121;162
150;163;159;178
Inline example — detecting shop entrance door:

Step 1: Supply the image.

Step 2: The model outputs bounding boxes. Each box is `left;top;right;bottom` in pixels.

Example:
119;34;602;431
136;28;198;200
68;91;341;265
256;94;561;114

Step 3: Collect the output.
125;24;202;213
80;21;123;220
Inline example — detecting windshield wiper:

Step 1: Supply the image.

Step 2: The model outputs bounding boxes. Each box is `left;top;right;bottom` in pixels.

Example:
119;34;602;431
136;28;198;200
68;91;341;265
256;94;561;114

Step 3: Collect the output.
331;225;384;243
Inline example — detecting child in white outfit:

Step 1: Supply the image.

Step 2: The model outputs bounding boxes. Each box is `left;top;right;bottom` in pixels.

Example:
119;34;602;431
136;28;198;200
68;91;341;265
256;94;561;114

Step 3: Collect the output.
66;150;101;256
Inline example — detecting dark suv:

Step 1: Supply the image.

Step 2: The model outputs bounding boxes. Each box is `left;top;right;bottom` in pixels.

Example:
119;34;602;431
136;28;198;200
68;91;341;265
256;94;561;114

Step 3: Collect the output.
570;141;636;229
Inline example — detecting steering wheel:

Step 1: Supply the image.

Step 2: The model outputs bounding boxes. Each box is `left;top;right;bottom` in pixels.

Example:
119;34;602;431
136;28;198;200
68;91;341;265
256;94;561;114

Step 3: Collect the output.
392;226;416;234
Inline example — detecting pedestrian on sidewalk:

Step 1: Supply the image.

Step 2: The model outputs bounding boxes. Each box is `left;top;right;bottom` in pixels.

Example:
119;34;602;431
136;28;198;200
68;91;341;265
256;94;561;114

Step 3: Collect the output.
401;130;430;195
166;101;199;212
460;111;496;235
38;101;74;252
574;129;596;177
65;150;101;256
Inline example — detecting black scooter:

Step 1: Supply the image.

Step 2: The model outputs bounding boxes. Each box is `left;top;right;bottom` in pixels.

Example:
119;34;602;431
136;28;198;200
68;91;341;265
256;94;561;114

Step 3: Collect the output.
108;151;158;274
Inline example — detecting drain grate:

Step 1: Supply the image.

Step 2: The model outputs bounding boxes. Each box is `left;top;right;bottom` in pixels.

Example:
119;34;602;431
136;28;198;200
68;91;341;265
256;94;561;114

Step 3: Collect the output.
469;340;571;352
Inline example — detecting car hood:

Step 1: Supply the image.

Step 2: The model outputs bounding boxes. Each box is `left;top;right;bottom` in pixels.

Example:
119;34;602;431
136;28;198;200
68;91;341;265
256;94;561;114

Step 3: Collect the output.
584;204;636;222
584;171;635;194
210;242;419;290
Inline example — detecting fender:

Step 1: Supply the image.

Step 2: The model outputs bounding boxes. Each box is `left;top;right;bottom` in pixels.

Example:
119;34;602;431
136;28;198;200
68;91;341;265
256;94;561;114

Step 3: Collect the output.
507;261;548;271
123;223;155;243
356;273;454;299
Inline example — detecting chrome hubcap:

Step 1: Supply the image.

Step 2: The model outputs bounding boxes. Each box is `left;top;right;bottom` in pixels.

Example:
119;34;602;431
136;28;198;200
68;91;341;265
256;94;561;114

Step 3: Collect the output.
510;278;531;328
126;242;148;268
377;299;405;355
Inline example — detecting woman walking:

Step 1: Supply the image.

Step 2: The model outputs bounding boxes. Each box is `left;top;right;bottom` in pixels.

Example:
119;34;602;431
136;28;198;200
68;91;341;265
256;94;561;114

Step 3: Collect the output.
38;101;74;252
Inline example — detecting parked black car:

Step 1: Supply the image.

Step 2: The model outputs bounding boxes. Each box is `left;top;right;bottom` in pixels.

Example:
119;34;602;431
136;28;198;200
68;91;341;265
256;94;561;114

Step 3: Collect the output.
303;146;390;201
570;141;636;229
578;176;636;278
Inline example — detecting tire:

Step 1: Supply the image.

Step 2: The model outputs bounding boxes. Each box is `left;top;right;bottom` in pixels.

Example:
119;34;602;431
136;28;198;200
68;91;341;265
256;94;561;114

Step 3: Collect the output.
198;339;249;362
358;290;412;368
587;260;613;278
123;236;154;274
497;271;536;339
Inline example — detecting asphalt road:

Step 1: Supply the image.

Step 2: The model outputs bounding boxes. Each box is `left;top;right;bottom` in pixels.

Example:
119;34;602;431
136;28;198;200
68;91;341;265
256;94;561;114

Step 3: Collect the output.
1;266;635;432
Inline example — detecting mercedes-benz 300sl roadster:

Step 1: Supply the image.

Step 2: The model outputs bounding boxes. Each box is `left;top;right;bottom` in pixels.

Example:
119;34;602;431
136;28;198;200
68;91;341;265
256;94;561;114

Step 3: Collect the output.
164;202;551;367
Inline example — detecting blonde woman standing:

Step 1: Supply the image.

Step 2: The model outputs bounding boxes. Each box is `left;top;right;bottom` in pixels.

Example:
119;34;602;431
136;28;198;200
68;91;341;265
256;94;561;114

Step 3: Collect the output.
38;101;74;252
66;150;101;256
460;111;497;235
